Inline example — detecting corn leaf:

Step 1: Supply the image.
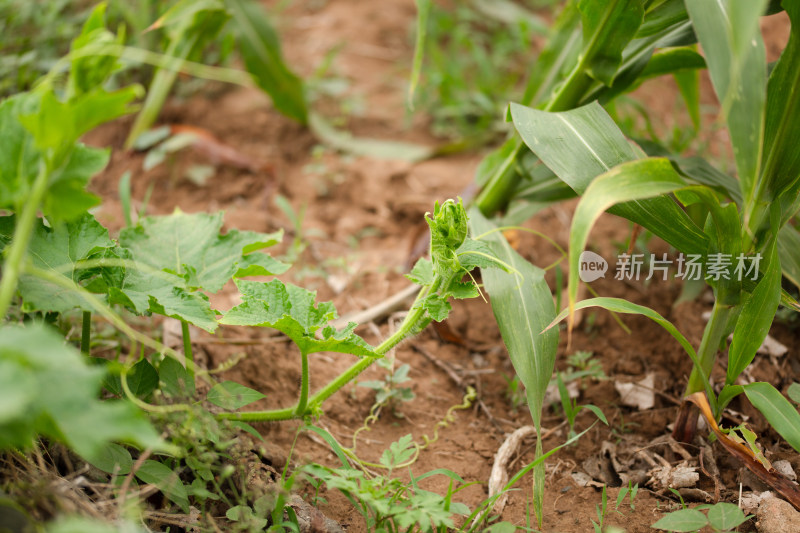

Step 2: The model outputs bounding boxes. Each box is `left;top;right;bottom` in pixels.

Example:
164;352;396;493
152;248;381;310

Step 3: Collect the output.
639;46;705;81
509;102;708;256
577;0;645;86
220;279;375;356
225;0;308;124
778;225;800;290
547;297;716;405
744;382;800;453
762;0;800;199
727;243;781;384
565;158;686;319
686;0;768;214
468;208;558;526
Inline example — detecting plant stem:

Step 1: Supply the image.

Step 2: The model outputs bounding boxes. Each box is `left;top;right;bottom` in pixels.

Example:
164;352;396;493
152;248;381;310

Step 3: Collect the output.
295;351;310;416
0;165;50;318
181;320;194;379
81;311;92;355
218;280;442;422
684;302;733;398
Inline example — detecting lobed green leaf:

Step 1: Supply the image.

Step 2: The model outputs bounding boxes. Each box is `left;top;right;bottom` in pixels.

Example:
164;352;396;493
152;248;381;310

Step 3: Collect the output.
220;279;375;356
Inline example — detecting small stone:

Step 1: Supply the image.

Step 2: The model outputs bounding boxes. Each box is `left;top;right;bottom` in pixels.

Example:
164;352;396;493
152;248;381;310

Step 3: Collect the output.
773;460;797;482
756;496;800;533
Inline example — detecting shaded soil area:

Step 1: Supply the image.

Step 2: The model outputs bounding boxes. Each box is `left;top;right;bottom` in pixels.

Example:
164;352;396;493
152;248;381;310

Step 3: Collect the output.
80;2;799;532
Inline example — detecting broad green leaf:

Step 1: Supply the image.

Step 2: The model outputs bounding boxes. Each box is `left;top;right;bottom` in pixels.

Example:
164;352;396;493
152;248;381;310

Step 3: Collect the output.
120;210;285;293
107;266;218;332
0;93;107;222
744;382;800;453
727;243;781;384
226;0;308;124
566;158;685;317
229;421;263;441
762;1;800;199
135;459;190;513
577;0;645;86
686;0;768;216
308;113;433;162
408;0;431;108
88;443;133;475
127;358;159;399
67;3;124;99
405;258;433;286
651;508;708;532
469;209;557;525
707;502;749;531
20;87;141;155
510;101;707;256
159;356;196;398
206;381;265;410
44;145;108;222
0;324;166;463
220;279;375;356
6;214;115;313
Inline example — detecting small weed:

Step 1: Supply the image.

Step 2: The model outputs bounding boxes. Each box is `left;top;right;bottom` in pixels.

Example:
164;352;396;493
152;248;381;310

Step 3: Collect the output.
358;361;416;415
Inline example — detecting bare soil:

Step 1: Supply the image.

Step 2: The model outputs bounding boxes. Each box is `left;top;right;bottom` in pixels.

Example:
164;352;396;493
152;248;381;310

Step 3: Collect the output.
82;2;799;532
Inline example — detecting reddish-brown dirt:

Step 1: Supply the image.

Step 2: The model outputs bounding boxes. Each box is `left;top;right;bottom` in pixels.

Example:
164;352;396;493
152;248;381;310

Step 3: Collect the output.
82;2;799;532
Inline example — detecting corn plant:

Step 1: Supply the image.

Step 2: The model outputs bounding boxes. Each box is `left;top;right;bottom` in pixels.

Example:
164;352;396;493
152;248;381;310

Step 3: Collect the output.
458;0;800;515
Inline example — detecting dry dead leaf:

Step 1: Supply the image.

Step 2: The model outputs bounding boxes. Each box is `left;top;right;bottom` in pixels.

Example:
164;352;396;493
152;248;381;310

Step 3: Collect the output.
615;373;655;410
